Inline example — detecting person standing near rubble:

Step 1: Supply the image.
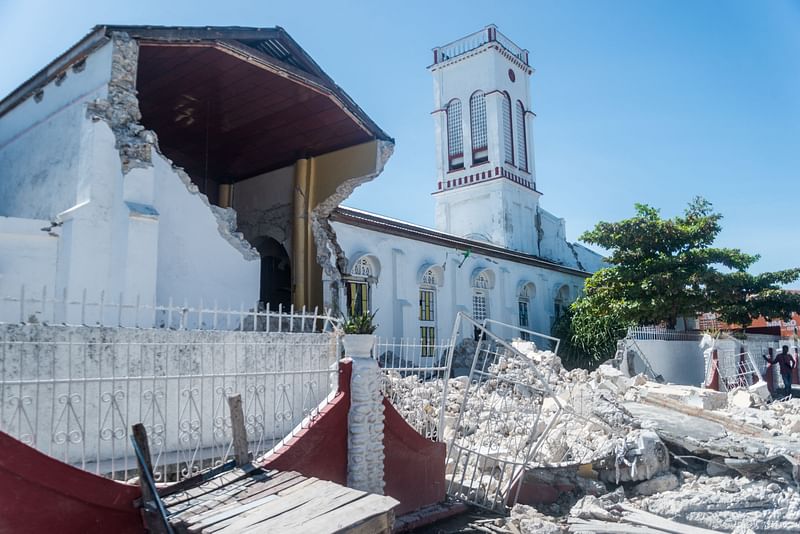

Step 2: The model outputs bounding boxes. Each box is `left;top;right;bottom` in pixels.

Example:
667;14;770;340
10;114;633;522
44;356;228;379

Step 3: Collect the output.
763;345;795;399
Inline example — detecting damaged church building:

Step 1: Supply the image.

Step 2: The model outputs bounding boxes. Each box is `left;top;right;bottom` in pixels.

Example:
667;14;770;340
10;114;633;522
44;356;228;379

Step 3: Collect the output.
0;25;393;326
0;24;602;340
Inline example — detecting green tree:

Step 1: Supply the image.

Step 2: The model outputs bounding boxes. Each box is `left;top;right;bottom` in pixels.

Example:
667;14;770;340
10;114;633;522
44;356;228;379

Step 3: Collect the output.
559;198;800;365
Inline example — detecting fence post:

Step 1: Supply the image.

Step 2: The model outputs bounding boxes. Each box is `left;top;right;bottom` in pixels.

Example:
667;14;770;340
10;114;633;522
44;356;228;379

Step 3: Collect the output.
344;334;384;495
766;347;775;395
704;349;720;391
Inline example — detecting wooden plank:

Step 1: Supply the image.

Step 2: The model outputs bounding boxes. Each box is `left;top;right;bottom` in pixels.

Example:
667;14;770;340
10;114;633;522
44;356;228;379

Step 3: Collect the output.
277;493;399;534
236;472;308;504
163;466;265;507
227;394;250;467
209;480;339;533
186;494;280;532
195;477;321;534
336;511;393;534
132;423;170;534
168;476;266;525
237;485;362;533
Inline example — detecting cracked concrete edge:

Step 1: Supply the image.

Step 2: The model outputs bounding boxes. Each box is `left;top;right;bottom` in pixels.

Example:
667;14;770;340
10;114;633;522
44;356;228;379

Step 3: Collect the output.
566;241;586;272
310;140;395;312
86;32;259;261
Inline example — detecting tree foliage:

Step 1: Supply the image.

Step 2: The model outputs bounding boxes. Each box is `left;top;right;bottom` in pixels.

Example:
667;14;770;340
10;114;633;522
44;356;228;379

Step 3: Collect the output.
558;198;800;365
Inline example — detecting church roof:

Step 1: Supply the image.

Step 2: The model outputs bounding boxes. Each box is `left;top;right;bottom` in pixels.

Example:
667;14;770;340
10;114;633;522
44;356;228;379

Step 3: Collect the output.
332;206;591;278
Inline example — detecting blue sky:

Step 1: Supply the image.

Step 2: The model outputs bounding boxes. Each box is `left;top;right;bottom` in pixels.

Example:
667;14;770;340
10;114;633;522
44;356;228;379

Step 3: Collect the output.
2;0;799;287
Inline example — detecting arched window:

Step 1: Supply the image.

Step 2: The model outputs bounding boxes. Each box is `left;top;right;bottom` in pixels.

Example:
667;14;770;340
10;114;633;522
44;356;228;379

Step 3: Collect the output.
419;268;437;357
446;99;464;170
502;93;514;165
516;101;528;172
351;257;372;277
470;91;488;164
347;257;377;317
474;272;490;290
554;284;570;320
518;282;535;340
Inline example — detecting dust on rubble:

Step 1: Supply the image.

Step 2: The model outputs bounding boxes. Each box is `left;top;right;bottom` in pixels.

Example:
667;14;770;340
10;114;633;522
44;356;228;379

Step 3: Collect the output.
391;339;800;533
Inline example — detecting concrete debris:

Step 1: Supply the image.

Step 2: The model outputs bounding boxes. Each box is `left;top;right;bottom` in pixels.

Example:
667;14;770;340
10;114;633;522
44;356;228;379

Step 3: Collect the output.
388;338;800;533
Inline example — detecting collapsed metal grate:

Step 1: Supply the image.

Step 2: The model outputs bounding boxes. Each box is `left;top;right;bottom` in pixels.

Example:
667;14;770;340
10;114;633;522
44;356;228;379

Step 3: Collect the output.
442;314;564;511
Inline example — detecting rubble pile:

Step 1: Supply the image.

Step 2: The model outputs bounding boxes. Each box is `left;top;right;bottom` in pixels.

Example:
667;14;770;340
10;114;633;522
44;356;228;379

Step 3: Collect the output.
386;339;800;533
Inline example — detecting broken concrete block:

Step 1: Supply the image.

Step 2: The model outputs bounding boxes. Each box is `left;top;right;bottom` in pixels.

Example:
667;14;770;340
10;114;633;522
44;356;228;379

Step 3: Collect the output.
637;382;728;410
729;388;753;409
634;473;680;496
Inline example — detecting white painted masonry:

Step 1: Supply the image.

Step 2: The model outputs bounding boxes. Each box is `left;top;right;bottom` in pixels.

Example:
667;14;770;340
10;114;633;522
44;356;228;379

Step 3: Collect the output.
0;34;259;323
344;335;386;494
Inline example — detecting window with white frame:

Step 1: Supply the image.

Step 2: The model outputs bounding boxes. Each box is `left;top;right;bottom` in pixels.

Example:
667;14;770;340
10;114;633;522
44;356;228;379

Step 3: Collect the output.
419;268;437;357
519;284;532;341
446;99;464;170
554;285;570;320
470;91;488;164
346;258;374;317
472;291;487;341
502;93;514;165
516;101;528;172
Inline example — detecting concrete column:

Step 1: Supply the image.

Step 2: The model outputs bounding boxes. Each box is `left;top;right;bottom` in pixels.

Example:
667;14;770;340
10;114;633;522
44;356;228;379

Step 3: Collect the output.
344;335;385;495
292;159;310;308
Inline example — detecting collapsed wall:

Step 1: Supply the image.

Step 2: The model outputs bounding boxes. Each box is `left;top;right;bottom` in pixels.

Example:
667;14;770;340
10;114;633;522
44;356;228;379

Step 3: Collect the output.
389;339;800;533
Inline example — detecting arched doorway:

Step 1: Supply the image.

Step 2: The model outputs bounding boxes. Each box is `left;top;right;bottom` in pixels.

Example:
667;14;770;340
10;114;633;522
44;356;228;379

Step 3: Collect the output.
253;237;291;308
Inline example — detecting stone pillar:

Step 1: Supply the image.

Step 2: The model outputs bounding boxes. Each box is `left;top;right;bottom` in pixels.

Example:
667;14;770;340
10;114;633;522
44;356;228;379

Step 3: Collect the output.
343;334;385;495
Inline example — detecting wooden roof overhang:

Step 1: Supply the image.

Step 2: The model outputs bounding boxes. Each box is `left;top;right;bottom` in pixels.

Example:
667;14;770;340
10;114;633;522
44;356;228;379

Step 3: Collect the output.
131;29;391;182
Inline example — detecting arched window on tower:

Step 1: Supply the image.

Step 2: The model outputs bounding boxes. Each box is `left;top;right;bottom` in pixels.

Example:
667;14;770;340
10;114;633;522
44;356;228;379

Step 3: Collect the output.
446;99;464;170
470;91;488;164
516;101;528;172
502;93;514;165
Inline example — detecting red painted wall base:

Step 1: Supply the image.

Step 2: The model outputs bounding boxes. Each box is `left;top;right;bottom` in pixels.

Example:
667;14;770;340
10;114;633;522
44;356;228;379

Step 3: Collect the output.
0;431;143;534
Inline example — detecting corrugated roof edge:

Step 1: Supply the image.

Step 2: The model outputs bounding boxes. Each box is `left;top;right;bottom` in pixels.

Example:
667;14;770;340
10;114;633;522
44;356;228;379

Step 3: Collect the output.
332;206;592;278
0;24;394;144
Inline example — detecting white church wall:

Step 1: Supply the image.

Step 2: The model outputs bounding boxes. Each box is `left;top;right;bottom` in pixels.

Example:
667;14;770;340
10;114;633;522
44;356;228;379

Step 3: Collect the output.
151;151;261;315
330;218;587;345
434;179;539;254
0;217;59;321
0;41;113;221
233;164;295;256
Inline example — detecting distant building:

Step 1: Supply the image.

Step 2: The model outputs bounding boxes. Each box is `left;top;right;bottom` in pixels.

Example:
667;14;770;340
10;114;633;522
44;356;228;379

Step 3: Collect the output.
328;26;604;344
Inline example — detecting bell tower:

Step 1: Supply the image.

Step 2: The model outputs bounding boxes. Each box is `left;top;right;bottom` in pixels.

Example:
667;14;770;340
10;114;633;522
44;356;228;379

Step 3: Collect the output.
430;25;541;255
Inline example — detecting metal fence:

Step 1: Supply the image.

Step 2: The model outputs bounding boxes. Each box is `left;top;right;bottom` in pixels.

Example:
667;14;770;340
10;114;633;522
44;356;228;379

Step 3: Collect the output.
0;322;340;482
373;336;455;440
443;313;564;512
0;285;336;333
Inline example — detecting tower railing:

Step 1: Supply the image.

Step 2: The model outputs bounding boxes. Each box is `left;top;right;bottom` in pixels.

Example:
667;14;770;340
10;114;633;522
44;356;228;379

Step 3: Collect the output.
432;25;529;66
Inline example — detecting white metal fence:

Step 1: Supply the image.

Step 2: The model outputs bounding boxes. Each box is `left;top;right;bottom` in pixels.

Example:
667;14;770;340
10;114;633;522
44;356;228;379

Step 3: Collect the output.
0;285;336;333
444;313;564;511
0;322;340;482
373;336;455;440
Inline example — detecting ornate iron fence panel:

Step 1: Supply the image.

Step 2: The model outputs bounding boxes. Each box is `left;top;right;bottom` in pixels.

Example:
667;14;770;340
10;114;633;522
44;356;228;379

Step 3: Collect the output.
0;323;339;482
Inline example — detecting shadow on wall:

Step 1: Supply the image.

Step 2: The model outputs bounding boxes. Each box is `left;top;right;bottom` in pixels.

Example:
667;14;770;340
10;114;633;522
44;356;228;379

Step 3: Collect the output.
253;236;292;309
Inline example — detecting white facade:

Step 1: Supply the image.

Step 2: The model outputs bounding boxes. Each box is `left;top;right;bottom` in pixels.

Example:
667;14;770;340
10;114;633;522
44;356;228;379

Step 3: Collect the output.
329;209;586;344
326;26;604;344
0;36;259;322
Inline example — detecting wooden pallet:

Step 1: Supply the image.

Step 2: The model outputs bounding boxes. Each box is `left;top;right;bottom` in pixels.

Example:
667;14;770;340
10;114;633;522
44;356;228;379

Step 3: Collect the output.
163;466;399;534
